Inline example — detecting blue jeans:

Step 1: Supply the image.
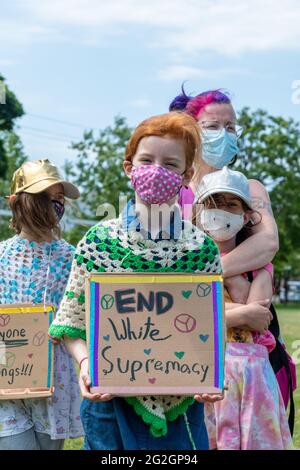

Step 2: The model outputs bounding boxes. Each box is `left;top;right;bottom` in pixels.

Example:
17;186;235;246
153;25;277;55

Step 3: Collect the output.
80;398;208;450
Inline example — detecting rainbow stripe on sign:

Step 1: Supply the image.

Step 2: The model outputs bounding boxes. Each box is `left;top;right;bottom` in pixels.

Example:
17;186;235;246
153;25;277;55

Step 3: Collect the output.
90;282;100;386
89;275;225;391
47;310;53;388
0;304;55;390
212;281;224;389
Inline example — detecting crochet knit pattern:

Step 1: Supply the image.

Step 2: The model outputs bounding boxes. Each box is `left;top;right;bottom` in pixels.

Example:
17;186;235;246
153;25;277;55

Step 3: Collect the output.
49;216;221;437
0;236;73;307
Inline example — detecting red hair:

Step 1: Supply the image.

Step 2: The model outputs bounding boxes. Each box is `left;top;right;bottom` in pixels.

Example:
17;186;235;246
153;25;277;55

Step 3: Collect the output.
125;112;200;169
169;87;231;120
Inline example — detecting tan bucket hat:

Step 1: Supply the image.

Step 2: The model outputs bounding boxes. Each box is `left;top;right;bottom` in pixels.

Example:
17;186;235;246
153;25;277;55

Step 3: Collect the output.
10;159;80;199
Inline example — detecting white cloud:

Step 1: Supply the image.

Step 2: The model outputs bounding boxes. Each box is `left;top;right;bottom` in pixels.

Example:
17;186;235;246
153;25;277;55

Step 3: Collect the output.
1;0;299;57
21;0;188;27
158;65;246;81
0;19;67;46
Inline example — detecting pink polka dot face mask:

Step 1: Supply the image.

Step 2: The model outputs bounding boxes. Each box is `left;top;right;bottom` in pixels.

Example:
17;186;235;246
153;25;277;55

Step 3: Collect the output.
130;164;183;205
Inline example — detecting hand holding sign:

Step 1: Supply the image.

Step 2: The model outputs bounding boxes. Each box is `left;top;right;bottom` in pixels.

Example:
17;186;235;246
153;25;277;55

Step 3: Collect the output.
48;334;61;345
194;392;224;403
79;358;113;402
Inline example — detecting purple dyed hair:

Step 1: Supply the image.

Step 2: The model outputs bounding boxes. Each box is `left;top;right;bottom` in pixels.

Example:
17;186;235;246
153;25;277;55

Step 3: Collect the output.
169;86;231;119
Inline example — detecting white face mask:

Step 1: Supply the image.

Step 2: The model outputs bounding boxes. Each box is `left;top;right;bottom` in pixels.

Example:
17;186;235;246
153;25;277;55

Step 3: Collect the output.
200;208;244;241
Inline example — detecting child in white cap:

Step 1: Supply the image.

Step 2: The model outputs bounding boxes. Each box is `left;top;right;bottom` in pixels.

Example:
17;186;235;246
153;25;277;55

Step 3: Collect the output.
194;167;293;450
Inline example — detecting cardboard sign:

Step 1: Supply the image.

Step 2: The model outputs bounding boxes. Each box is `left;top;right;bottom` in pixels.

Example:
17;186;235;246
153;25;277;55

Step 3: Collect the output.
86;273;225;395
0;303;55;399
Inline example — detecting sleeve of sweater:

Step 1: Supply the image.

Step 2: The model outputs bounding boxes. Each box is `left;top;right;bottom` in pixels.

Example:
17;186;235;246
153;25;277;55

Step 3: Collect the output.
212;240;222;275
49;234;90;340
201;234;223;276
49;224;223;340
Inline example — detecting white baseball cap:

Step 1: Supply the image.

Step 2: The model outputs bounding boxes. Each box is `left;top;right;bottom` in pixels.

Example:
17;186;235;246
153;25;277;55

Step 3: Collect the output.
194;167;252;208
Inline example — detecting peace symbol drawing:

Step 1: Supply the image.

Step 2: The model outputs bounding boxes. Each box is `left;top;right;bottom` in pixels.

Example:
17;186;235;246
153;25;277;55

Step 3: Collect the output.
0;314;10;327
101;294;115;310
196;283;211;297
174;314;197;333
32;331;46;347
0;351;16;368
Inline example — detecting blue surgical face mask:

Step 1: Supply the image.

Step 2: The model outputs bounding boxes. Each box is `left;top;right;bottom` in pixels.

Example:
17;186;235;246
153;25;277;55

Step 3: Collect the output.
201;128;238;169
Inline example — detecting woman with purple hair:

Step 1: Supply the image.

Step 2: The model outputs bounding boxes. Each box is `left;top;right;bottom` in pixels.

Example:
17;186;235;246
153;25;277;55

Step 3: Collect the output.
169;89;285;449
169;88;279;306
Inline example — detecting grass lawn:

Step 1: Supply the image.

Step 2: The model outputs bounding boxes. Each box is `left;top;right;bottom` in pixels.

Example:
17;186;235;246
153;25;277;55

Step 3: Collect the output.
63;303;300;450
64;436;83;450
275;303;300;449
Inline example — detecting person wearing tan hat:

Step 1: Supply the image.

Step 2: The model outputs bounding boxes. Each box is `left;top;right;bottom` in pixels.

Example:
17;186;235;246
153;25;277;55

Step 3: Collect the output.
0;159;83;450
10;158;80;200
7;159;80;242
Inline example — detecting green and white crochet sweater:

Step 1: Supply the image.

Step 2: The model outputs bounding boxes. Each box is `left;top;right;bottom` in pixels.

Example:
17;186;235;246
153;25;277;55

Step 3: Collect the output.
49;216;222;437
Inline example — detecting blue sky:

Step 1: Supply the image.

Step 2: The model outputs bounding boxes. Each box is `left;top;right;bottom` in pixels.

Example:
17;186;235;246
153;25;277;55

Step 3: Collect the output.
1;0;300;170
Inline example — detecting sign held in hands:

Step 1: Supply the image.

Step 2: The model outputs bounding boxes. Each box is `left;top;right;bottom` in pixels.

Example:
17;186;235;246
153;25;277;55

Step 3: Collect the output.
0;304;55;400
86;273;225;396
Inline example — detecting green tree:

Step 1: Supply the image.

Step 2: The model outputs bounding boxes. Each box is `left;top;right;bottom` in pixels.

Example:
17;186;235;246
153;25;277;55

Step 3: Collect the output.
0;132;27;240
0;74;24;178
63;116;133;243
235;107;300;280
64;109;300;284
0;132;27;195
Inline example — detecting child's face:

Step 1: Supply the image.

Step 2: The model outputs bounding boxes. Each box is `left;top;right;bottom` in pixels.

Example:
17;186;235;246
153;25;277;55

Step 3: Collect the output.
124;135;194;187
46;183;65;205
207;192;244;215
198;192;253;242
